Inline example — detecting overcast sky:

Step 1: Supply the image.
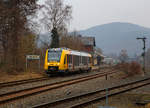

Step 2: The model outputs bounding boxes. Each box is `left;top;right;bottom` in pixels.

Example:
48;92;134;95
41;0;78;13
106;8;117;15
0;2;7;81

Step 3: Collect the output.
65;0;150;31
39;0;150;32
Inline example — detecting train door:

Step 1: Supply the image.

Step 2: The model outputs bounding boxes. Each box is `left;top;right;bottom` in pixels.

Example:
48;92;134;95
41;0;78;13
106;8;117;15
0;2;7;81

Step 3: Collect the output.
72;55;74;71
67;55;73;71
64;55;67;70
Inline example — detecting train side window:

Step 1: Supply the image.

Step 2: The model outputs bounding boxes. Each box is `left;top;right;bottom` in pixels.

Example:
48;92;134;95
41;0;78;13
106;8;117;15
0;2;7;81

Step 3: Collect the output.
79;56;81;64
68;55;72;64
88;57;90;63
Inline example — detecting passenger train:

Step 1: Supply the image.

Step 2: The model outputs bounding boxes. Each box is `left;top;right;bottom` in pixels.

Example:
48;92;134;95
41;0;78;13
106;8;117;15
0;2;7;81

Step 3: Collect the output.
44;48;92;75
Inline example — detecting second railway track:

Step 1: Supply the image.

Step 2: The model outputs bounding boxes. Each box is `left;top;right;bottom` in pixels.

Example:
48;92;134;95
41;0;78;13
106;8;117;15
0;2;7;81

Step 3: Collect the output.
33;76;150;108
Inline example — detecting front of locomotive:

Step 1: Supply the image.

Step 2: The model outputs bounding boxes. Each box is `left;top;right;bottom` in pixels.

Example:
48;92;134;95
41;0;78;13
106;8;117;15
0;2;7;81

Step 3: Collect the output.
44;48;63;75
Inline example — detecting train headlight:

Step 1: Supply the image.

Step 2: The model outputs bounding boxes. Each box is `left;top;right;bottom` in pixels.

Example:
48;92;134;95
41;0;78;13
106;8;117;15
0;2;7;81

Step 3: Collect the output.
57;63;59;65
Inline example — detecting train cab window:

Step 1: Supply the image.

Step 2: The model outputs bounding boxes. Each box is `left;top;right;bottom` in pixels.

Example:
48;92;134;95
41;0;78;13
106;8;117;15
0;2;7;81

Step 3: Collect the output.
48;50;62;62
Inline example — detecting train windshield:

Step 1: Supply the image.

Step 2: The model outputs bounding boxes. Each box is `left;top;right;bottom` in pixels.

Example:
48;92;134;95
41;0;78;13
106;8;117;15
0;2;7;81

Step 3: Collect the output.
48;51;62;62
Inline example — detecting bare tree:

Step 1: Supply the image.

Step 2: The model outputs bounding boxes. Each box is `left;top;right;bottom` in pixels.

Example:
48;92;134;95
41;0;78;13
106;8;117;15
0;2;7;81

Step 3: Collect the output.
0;0;38;71
119;49;129;63
41;0;72;48
60;35;85;51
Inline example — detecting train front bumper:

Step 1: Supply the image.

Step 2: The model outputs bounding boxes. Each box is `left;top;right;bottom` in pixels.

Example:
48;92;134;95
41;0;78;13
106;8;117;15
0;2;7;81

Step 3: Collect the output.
46;66;67;74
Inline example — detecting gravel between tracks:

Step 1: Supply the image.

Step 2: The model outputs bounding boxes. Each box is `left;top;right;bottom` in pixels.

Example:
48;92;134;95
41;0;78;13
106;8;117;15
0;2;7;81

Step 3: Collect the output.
1;70;147;108
0;69;112;96
86;81;150;108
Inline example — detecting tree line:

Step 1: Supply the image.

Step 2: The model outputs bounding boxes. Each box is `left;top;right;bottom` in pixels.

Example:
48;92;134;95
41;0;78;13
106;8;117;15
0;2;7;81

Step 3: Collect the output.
0;0;85;73
0;0;38;72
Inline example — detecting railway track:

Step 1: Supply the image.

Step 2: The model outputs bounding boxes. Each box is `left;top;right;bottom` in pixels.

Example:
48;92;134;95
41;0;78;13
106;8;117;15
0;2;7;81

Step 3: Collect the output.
0;69;117;105
0;66;107;89
0;69;111;96
0;77;49;88
33;76;150;108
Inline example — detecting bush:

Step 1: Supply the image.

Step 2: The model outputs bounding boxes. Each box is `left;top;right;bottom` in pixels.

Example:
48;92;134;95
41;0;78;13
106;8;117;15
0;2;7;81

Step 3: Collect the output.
116;62;143;77
128;62;142;76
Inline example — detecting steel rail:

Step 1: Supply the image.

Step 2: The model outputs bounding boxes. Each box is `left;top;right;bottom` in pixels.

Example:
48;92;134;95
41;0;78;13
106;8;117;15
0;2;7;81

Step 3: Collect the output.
0;70;117;105
71;78;150;108
33;77;150;108
0;77;48;88
0;66;107;88
0;68;113;96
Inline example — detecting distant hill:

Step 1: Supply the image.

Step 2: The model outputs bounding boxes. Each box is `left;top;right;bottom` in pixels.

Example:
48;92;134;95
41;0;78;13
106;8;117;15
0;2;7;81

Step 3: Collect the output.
78;22;150;56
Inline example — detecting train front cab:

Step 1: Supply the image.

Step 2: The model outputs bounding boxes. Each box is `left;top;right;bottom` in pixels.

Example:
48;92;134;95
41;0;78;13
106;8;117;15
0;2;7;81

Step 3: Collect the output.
44;49;68;75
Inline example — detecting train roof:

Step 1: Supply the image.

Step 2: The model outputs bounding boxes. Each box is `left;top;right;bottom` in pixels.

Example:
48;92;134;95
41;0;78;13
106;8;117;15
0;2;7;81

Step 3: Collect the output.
48;48;67;51
48;48;91;57
69;50;91;57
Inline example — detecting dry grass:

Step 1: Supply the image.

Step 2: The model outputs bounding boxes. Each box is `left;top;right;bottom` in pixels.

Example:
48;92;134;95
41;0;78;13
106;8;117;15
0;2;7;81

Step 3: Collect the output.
147;103;150;108
0;70;45;83
116;62;144;77
87;94;150;108
0;62;45;83
146;67;150;74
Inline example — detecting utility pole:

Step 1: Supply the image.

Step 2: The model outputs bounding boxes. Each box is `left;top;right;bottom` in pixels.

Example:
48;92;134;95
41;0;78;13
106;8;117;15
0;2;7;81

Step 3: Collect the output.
136;37;147;74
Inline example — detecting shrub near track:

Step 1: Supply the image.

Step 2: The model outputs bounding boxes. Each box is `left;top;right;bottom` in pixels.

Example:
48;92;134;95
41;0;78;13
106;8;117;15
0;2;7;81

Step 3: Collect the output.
116;62;143;77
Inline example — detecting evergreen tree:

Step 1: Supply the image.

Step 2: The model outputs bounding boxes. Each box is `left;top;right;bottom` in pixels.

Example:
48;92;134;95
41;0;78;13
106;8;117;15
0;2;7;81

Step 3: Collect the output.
51;27;59;48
